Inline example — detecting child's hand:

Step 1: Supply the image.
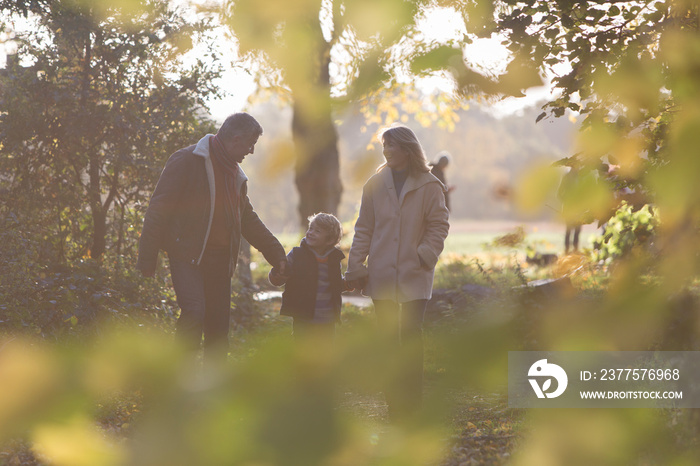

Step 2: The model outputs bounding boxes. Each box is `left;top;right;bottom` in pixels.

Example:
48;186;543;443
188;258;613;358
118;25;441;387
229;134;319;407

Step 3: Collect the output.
342;278;354;292
269;258;291;286
277;259;289;279
269;267;286;286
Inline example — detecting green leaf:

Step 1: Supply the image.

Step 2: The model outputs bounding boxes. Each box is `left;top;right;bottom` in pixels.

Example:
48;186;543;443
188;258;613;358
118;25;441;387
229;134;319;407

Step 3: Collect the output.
544;27;560;40
343;0;416;43
514;163;561;214
410;46;464;75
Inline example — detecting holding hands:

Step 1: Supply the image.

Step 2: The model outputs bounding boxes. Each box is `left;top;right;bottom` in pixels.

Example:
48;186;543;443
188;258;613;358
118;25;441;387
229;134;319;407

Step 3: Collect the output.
269;258;290;286
344;276;368;292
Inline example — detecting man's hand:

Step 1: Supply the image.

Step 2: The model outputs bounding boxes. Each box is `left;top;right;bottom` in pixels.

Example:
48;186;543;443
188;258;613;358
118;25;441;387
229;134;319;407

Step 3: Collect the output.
269;258;290;286
269;268;285;286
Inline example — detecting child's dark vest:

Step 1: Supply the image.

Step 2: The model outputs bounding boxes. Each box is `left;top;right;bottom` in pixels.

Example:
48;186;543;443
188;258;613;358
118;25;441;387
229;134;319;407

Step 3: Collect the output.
280;243;345;321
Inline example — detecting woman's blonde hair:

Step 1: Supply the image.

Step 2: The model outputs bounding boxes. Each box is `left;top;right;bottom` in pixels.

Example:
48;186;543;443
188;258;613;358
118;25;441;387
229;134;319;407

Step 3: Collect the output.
308;212;343;246
377;125;431;174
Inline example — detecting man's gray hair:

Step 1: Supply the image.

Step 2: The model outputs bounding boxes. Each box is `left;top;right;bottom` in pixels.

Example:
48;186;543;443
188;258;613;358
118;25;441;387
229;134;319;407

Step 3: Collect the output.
218;113;263;141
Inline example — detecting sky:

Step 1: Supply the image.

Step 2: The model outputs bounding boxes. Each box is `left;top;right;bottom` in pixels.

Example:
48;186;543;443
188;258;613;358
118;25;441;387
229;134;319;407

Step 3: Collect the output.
204;4;558;121
0;2;557;121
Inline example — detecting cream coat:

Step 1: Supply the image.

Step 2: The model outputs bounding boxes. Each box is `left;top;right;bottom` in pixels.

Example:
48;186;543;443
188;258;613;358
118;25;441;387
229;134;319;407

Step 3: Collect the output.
346;168;450;302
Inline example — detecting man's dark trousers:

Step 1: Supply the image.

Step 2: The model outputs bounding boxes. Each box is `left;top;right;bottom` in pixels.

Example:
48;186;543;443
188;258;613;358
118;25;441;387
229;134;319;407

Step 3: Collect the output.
170;248;232;362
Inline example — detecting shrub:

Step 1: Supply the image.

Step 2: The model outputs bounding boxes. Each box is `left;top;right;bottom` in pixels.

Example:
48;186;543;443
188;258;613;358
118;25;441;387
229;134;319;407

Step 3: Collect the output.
592;202;658;264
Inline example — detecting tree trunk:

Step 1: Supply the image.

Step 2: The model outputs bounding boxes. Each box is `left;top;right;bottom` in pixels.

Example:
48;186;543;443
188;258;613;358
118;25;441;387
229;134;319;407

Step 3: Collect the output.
292;104;342;228
115;200;125;259
81;28;108;262
291;35;342;229
91;205;107;261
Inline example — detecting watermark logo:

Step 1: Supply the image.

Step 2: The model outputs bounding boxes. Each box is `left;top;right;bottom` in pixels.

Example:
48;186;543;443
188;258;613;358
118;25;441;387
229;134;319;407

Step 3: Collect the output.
528;359;568;398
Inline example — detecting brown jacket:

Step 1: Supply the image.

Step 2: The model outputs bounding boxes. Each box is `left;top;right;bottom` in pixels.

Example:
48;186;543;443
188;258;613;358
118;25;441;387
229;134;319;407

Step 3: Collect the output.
346;168;449;302
137;134;285;276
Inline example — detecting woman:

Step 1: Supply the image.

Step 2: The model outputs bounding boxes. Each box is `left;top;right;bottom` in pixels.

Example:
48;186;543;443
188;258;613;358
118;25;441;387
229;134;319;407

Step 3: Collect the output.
345;125;449;420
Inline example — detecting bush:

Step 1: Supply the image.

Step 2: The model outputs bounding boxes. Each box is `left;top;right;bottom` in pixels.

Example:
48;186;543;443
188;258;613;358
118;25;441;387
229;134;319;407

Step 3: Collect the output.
0;212;41;332
592;202;658;264
0;210;179;339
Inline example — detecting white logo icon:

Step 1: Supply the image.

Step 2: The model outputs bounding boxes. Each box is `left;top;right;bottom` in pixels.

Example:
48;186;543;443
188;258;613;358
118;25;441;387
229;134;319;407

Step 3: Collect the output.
528;359;568;398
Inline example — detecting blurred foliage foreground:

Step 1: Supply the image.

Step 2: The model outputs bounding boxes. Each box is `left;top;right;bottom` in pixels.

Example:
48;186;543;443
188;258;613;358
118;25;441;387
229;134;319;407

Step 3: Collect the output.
4;241;700;465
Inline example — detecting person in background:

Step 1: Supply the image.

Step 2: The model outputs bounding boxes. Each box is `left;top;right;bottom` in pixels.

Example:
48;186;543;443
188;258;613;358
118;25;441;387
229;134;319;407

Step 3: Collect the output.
429;151;455;211
559;164;582;252
269;213;345;342
345;125;450;422
137;112;287;364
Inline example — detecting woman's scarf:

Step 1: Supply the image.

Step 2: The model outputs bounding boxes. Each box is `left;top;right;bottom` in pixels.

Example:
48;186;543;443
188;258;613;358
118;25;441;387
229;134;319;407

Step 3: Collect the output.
210;135;240;230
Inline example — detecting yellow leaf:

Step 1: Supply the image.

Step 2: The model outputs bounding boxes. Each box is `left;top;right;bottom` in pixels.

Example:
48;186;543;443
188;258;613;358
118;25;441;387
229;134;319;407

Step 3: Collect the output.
514;162;561;214
0;339;61;438
33;416;124;466
262;141;295;178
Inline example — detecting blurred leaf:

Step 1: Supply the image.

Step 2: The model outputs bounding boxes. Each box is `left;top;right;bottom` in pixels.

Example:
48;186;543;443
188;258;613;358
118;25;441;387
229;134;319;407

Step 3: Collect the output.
462;0;495;36
514;162;561;214
350;150;383;186
410;45;464;75
343;0;417;43
559;169;614;224
348;51;392;101
74;0;151;23
574;119;618;164
262;140;296;178
594;54;664;118
0;339;62;441
33;415;124;466
496;54;544;97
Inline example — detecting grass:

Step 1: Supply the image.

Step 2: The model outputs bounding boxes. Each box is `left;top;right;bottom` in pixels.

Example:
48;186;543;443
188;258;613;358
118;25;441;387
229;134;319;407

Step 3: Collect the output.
444;229;597;260
272;224;598;256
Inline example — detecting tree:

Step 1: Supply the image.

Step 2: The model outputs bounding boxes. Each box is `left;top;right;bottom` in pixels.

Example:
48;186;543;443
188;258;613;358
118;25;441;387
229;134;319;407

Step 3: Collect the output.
221;0;375;226
496;0;700;285
220;0;540;228
497;0;671;169
0;0;220;264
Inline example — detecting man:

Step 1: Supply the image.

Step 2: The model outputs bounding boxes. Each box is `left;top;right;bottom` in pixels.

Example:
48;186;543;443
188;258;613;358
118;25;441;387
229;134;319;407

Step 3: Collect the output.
137;112;287;362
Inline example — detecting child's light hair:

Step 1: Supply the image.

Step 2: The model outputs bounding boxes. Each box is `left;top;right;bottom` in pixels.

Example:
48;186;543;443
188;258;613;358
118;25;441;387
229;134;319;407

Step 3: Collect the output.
377;124;431;174
308;212;343;246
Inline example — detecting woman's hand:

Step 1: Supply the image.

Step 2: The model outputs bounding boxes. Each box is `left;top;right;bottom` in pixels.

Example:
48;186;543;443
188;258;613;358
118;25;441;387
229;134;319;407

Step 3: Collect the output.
345;276;368;291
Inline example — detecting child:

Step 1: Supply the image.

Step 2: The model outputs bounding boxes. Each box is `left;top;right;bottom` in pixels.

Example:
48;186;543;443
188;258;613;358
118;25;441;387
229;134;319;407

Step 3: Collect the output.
269;213;345;339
